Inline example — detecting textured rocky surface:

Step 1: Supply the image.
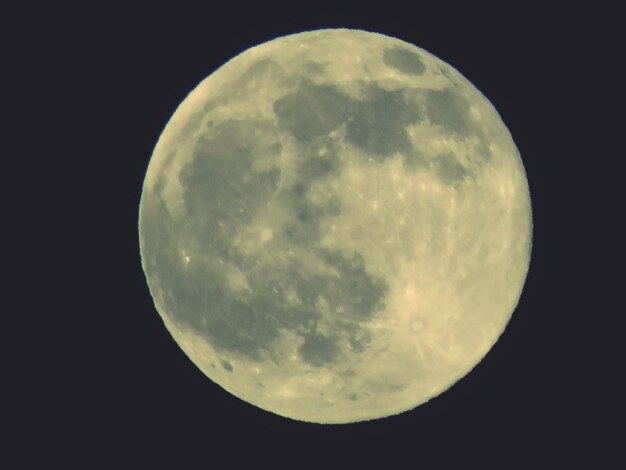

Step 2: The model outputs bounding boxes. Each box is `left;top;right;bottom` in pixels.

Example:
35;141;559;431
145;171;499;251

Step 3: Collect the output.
139;29;531;423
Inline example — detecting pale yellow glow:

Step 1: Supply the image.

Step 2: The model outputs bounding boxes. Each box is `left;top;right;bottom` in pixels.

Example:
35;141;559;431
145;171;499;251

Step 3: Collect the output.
139;29;532;424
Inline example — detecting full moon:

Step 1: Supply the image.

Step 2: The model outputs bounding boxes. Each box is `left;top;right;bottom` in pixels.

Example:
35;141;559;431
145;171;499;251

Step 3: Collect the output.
139;29;532;423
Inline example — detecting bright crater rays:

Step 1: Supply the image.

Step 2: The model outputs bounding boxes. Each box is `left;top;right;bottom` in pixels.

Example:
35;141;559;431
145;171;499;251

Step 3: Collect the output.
139;29;532;423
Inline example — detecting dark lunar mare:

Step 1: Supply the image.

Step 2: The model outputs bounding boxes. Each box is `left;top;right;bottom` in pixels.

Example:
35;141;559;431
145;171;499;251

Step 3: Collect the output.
273;78;482;176
382;46;426;76
141;115;389;366
273;80;423;161
345;85;422;157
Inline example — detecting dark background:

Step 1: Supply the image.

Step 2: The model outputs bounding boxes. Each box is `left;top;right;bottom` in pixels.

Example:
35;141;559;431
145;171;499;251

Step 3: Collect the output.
14;3;619;467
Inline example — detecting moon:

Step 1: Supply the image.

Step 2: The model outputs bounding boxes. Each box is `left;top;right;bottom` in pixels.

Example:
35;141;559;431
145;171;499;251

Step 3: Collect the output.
138;29;532;424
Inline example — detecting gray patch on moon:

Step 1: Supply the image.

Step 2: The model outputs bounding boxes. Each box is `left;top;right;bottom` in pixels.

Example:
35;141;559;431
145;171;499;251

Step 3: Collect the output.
298;332;340;367
274;80;423;164
283;196;338;244
225;248;388;365
180;119;281;247
462;140;493;166
304;61;326;76
435;153;468;184
382;47;426;75
345;86;422;158
300;152;340;181
318;249;388;320
273;81;351;141
279;140;343;244
425;89;472;135
348;329;371;353
280;182;341;246
161;260;279;359
220;359;234;372
402;147;429;171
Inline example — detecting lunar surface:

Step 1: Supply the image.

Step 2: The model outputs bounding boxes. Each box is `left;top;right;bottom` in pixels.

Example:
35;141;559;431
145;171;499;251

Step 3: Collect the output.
139;29;532;423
